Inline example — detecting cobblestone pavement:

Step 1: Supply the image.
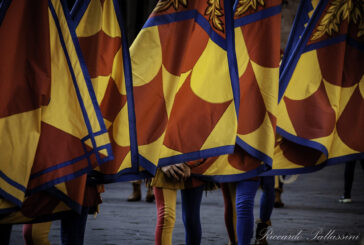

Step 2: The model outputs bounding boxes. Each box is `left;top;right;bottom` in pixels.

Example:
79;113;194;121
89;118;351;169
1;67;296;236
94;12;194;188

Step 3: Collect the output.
9;163;364;245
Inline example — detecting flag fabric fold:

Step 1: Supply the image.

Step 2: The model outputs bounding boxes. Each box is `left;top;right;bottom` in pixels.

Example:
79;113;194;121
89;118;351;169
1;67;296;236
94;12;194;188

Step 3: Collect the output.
130;0;281;182
267;0;364;175
0;0;112;217
70;0;146;183
233;0;281;167
191;0;282;182
131;0;239;175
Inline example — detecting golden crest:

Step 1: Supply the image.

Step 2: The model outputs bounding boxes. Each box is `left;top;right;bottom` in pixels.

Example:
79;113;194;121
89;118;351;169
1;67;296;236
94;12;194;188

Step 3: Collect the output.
312;0;364;40
235;0;265;17
205;0;225;32
154;0;188;12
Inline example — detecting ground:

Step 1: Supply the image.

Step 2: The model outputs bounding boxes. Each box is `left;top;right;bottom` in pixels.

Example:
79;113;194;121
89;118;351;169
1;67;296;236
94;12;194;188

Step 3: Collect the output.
9;163;364;245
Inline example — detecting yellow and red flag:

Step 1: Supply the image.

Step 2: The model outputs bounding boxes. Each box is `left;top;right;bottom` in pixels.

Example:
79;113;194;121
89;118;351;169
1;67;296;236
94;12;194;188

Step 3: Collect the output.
131;0;281;181
0;0;112;215
70;0;146;183
191;0;282;181
0;174;102;224
268;0;364;175
131;0;239;175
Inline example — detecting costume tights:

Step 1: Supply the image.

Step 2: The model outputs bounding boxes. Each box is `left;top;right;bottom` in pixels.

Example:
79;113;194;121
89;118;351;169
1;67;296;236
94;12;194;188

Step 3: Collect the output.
154;186;204;245
344;160;364;198
22;208;88;245
259;176;275;223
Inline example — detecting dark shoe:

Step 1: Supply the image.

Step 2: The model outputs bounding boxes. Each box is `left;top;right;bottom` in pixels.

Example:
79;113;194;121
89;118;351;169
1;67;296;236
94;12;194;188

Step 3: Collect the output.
145;187;155;203
274;189;284;208
255;220;270;245
127;183;141;202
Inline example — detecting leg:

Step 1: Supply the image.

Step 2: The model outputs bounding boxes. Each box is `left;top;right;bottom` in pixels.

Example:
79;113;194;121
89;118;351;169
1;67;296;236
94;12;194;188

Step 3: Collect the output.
256;176;275;245
128;180;142;202
274;176;284;208
23;222;52;245
360;160;364;171
0;224;12;245
236;180;260;245
146;184;155;203
259;176;275;223
221;183;238;245
344;161;356;199
154;187;177;245
60;207;89;245
181;186;204;245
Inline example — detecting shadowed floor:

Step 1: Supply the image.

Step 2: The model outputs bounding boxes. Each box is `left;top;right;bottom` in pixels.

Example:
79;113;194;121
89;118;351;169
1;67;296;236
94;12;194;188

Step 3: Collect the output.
9;163;364;245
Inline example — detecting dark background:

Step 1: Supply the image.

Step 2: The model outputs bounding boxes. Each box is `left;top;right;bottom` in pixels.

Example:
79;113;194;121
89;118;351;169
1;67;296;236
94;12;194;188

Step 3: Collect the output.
67;0;158;46
65;0;298;48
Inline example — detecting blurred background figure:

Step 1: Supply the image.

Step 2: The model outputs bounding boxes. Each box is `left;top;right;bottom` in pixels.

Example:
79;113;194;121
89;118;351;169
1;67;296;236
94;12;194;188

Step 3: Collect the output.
127;180;155;203
274;176;284;208
339;160;364;203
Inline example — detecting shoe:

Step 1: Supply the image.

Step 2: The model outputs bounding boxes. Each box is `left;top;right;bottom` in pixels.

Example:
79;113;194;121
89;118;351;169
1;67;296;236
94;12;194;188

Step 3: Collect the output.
338;196;352;203
145;187;155;203
127;183;141;202
255;220;271;245
274;200;284;208
274;189;284;208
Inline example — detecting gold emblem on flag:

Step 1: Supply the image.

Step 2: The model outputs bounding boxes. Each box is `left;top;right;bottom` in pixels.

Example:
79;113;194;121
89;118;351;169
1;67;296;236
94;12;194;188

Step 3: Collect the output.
205;0;225;32
234;0;265;17
312;0;364;40
154;0;188;12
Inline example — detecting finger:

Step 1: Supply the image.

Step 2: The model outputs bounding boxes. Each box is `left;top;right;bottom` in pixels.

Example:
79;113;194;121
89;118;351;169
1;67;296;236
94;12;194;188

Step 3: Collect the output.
184;167;191;177
169;169;180;181
175;163;185;170
181;164;191;178
171;165;185;176
164;169;172;179
183;171;191;180
161;166;170;175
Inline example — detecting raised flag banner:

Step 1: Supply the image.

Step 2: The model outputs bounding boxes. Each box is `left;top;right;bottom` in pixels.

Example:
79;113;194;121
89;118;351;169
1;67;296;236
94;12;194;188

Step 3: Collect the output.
0;0;112;212
130;0;239;174
70;0;146;183
190;0;282;182
266;0;364;175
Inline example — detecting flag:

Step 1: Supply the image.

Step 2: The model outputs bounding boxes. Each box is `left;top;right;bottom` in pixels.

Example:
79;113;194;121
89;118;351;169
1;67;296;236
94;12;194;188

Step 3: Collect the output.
0;174;102;224
0;190;71;224
70;0;146;183
130;0;240;175
191;0;282;181
267;0;364;175
130;0;281;182
130;0;237;174
233;0;281;167
0;0;112;216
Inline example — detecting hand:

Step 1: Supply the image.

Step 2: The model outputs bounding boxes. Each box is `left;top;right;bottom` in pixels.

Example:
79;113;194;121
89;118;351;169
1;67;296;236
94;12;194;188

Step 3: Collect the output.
180;163;191;179
161;163;190;181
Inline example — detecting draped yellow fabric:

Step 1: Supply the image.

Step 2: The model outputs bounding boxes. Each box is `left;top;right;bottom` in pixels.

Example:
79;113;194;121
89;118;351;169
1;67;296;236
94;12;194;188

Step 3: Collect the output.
0;0;111;217
233;0;281;167
130;0;281;182
269;0;364;175
191;0;282;181
72;0;141;182
130;0;238;175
